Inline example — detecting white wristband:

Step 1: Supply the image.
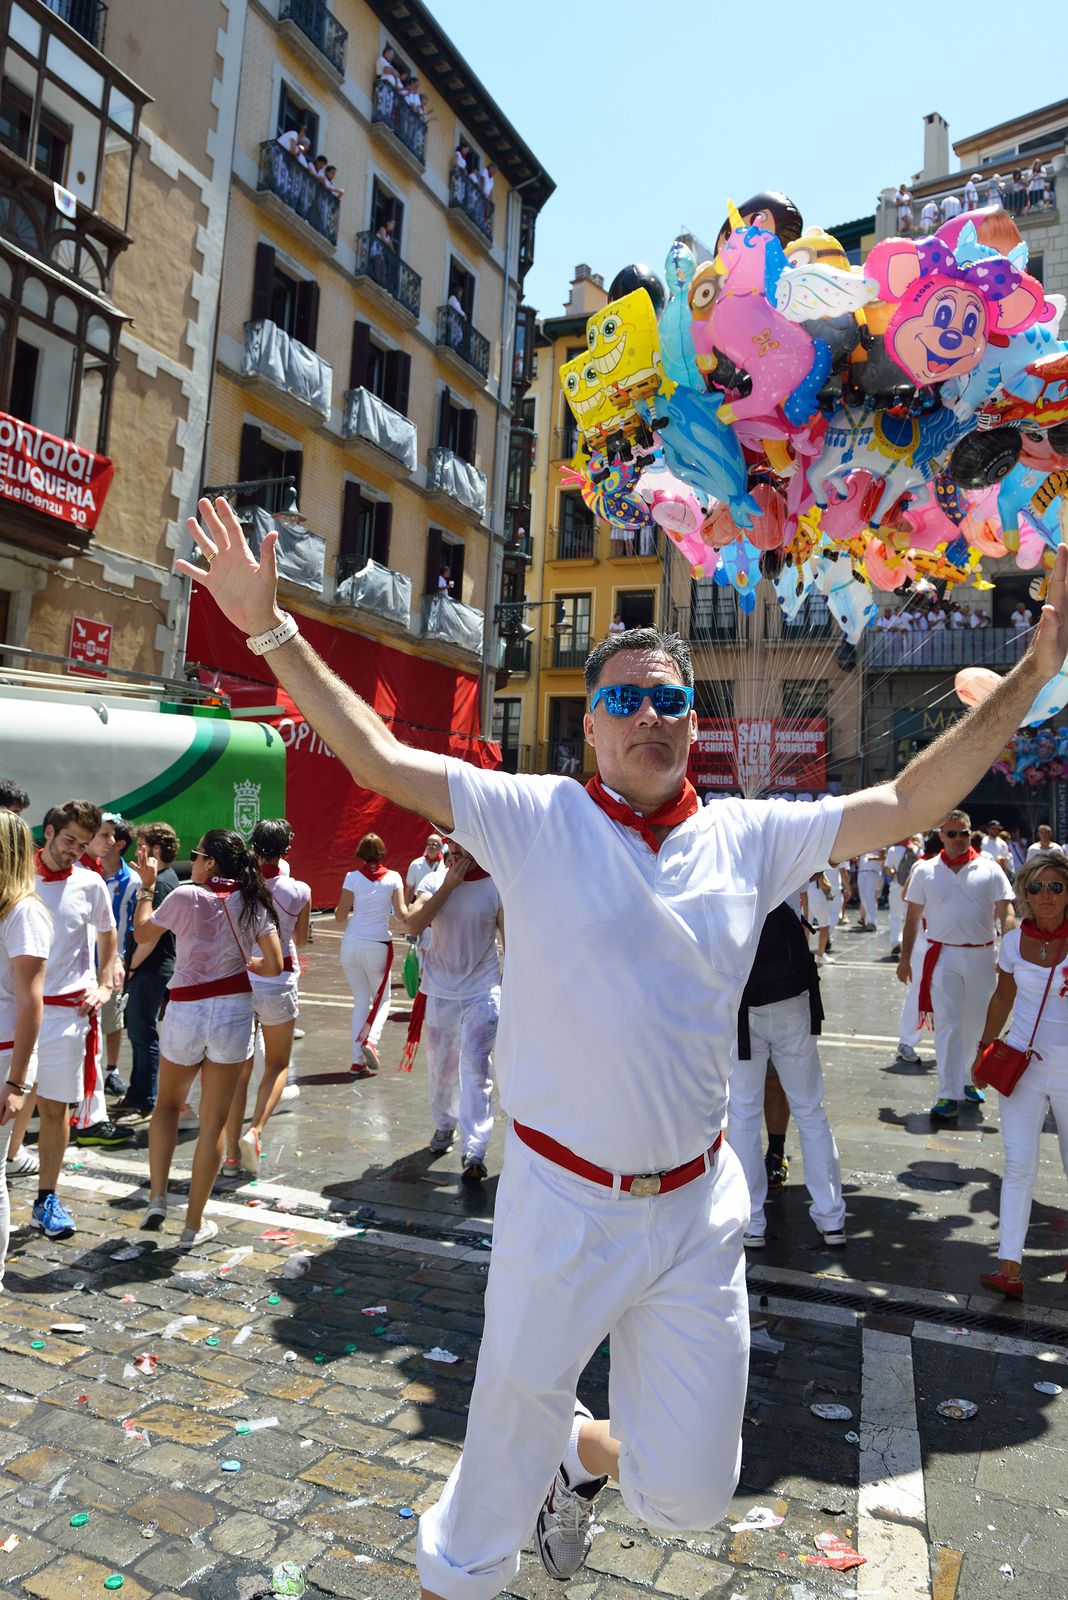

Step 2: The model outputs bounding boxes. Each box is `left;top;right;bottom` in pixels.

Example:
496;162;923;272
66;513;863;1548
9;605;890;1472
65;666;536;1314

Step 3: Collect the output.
246;612;300;656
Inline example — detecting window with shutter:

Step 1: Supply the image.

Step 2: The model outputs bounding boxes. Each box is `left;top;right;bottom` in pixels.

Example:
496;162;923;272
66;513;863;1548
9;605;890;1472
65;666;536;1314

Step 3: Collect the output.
340;481;373;563
251;244;276;322
457;407;478;465
295;279;320;350
437;386;452;448
372;501;392;566
384;350;411;416
424;527;444;595
350;321;372;389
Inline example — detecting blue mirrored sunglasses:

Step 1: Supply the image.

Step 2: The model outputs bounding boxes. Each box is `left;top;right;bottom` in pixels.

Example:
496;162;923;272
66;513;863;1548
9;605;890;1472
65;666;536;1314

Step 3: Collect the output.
589;683;695;718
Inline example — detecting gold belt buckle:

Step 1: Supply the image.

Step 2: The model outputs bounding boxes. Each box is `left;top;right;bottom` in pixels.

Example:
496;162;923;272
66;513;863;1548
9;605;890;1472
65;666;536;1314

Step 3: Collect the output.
629;1173;662;1198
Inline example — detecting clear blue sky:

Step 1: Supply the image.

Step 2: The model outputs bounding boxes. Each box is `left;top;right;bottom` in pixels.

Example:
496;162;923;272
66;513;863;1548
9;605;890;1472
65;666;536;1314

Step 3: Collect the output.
428;0;1053;317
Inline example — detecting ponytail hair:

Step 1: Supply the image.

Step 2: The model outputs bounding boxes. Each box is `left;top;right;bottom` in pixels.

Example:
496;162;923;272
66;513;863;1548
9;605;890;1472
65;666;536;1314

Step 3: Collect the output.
200;828;279;933
0;811;43;923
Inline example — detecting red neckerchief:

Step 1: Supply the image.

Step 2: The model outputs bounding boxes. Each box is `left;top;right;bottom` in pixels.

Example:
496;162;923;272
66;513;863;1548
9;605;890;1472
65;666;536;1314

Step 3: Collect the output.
585;772;699;853
940;847;979;870
260;863;281;879
79;853;103;875
205;875;238;894
356;862;388;881
35;849;71;883
1022;918;1068;943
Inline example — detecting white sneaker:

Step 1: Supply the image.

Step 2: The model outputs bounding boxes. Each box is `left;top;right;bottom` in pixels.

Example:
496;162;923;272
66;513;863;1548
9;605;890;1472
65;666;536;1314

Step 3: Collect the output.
178;1219;218;1250
536;1406;606;1581
239;1127;262;1177
896;1043;921;1064
178;1105;199;1130
6;1146;39;1177
743;1231;766;1249
140;1196;167;1231
822;952;835;964
822;1230;848;1247
280;1084;300;1101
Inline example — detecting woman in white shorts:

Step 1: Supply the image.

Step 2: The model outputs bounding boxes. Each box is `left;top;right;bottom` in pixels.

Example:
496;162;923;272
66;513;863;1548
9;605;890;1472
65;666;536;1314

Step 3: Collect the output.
224;818;310;1177
336;832;406;1074
133;828;282;1247
0;812;51;1282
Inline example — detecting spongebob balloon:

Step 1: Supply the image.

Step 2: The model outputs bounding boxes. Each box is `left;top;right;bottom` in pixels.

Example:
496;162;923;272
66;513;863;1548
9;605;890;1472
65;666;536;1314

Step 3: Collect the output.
559;289;664;463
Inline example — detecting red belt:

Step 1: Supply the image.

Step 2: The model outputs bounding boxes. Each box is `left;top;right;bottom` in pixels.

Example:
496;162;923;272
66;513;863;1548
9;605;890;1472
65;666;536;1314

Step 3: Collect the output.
513;1121;722;1197
282;956;295;973
43;991;88;1009
918;940;994;1024
0;1041;12;1052
168;971;252;1003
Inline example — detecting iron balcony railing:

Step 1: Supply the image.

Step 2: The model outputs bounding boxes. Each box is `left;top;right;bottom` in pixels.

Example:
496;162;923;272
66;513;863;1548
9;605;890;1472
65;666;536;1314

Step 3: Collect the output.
865;624;1028;671
371;78;427;167
436;305;490;380
764;603;835;643
549;524;597;561
500;638;532;674
43;0;106;49
551;636;591;670
279;0;347;74
352;230;421;316
504;533;534;561
449;169;494;243
554;421;580;460
336;551;371;586
672;602;745;644
258;141;339;245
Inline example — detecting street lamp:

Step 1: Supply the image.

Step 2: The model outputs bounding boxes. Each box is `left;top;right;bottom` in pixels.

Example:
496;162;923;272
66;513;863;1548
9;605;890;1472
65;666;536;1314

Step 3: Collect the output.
494;598;568;639
200;476;301;517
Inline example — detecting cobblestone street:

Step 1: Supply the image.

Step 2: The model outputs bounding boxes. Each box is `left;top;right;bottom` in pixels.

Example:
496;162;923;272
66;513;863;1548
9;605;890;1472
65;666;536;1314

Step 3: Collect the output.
0;918;1065;1600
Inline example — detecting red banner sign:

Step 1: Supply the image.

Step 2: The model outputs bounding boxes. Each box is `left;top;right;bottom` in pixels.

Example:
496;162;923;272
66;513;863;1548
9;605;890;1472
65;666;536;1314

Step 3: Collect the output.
68;615;113;678
0;411;114;529
689;718;827;793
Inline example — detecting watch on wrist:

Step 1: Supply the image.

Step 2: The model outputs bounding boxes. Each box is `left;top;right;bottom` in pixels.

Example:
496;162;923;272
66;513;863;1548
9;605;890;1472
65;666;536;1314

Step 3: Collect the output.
246;612;300;656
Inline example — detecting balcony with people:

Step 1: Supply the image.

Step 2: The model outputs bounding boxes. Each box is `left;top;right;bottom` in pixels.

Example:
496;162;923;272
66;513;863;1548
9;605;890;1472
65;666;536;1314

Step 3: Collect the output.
420;591;484;656
352;227;420;318
436;302;490;381
277;0;347;81
257;138;340;249
549;495;598;563
370;44;427;170
865;600;1030;669
449;142;495;245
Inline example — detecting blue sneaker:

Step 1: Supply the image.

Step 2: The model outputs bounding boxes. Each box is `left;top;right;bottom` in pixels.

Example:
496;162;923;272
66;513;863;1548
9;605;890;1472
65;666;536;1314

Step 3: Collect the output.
929;1098;958;1121
964;1085;986;1105
31;1193;76;1240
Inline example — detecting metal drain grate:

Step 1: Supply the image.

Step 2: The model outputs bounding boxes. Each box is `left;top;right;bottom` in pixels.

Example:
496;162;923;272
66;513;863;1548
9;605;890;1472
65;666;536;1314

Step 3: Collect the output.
747;1273;1068;1346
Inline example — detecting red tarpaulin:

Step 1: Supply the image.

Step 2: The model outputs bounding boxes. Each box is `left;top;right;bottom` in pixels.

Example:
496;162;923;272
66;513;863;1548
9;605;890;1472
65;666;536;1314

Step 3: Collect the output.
186;590;500;905
0;410;114;529
688;717;827;794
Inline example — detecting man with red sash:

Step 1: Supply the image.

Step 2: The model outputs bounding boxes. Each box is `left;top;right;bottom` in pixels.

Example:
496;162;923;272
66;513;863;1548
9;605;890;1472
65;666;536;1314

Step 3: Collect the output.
33;800;116;1241
181;496;1068;1600
403;840;503;1181
898;809;1014;1120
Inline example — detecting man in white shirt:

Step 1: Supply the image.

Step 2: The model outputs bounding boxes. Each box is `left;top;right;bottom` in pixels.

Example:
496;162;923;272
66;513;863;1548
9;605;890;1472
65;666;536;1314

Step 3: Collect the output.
963;174;981;209
277;125;310;165
920;199;941;233
855;849;884;930
928;605;948;629
32;800;116;1240
181;496;1068;1600
950;607;968;629
1026;823;1063;859
876;607;894;632
980;820;1013;875
87;813;141;1119
406;842;503;1180
941;193;962;219
884;837;920;957
406;833;445;901
898;809;1013;1119
1012;602;1033;632
968;608;983;629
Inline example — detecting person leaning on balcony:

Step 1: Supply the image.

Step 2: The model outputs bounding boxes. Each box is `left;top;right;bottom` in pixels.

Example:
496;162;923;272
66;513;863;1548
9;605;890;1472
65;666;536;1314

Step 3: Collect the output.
1027;161;1049;210
479;163;496;201
895;185;913;233
447;290;466;321
404;75;425;116
986;173;1004;206
1012;602;1034;632
950;606;968;629
928;602;948;629
324;165;344;198
277;125;310;166
375;44;403;89
963;173;981;209
920;198;941;233
375;218;396;251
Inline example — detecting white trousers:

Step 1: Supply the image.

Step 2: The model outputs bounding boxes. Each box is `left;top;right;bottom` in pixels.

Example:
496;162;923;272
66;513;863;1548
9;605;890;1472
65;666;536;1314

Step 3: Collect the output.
996;1049;1068;1261
931;944;996;1100
416;1127;750;1600
888;881;906;947
339;938;391;1061
425;989;499;1159
728;992;846;1236
857;868;881;925
898;927;928;1048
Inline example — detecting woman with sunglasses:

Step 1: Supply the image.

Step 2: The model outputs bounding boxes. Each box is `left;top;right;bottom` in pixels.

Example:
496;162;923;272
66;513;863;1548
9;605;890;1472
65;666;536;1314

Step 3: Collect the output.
133;829;282;1247
973;852;1068;1298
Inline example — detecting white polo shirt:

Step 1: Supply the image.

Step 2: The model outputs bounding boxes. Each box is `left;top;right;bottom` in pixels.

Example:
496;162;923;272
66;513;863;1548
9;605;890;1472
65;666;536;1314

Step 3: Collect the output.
421;877;501;1002
341;869;402;943
407;855;446;900
905;854;1012;945
445;761;842;1172
0;897;52;1041
36;864;114;997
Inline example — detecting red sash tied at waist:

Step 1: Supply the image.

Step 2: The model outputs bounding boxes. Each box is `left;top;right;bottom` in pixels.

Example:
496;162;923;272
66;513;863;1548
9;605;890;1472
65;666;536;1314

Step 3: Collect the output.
43;991;99;1107
282;956;295;973
918;940;995;1026
167;971;252;1003
513;1121;722;1197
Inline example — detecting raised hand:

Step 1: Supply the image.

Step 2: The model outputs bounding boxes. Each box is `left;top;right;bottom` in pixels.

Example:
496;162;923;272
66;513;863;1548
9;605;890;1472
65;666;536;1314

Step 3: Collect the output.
176;498;282;638
1028;542;1068;683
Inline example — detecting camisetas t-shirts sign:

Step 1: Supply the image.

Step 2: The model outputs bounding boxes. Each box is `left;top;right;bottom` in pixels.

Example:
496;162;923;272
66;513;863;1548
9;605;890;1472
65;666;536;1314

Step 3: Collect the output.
0;411;114;529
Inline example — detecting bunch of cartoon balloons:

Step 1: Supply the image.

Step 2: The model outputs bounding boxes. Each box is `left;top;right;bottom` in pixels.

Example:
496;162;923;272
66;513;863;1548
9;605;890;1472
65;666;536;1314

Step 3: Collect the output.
559;191;1068;725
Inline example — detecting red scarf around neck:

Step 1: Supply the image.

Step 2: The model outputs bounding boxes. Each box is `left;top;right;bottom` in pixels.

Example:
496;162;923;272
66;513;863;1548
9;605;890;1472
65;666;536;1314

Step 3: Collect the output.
205;875;238;894
1021;918;1068;944
260;862;281;879
585;772;699;853
79;852;103;875
940;847;979;869
356;862;388;881
441;842;490;882
35;849;72;883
